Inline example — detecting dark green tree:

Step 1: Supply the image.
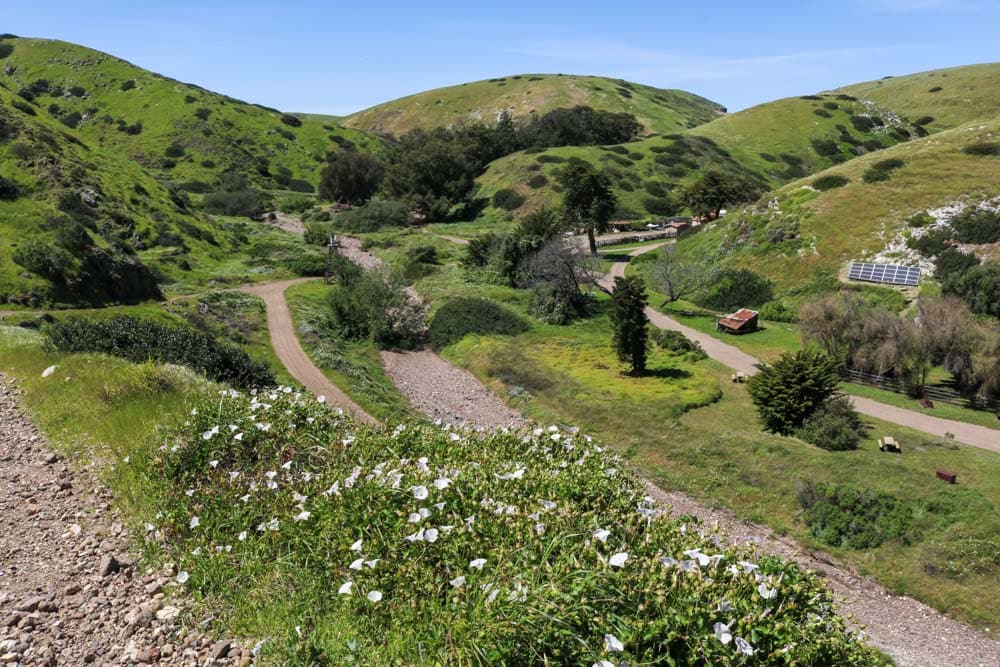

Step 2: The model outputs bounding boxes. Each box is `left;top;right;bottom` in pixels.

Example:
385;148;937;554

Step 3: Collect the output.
746;349;841;435
319;151;384;205
682;169;759;219
611;275;649;375
559;160;616;255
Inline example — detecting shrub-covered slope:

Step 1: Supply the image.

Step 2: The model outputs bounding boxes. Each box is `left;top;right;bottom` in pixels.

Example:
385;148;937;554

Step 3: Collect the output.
477;132;766;219
343;74;726;137
687;94;922;183
0;82;229;305
678;117;1000;289
833;63;1000;133
0;36;378;191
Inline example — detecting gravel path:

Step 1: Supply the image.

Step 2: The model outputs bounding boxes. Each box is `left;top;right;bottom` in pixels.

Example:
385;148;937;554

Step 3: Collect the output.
380;350;524;430
0;374;251;666
602;243;1000;452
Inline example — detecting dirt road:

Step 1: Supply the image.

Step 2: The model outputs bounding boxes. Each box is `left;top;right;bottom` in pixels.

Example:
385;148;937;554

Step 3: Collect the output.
240;278;376;425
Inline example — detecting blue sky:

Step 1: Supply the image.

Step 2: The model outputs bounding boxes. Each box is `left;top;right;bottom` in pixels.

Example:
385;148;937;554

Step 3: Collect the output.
5;1;998;115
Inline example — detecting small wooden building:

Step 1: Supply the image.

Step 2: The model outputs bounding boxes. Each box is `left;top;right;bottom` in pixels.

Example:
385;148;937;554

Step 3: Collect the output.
717;308;759;335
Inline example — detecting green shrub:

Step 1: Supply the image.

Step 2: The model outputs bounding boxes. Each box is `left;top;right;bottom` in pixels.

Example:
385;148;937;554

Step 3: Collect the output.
0;175;23;201
813;108;832;118
165;143;185;158
862;168;890;183
929;86;943;93
747;349;840;435
327;267;424;349
963;142;1000;157
492;188;526;211
428;297;530;349
849;115;879;132
120;79;136;91
950;208;1000;244
758;300;797;323
795;397;866;451
696;268;773;312
651;329;706;361
405;244;437;265
194;107;212;120
536;154;565;164
44;316;273;388
812;174;850;191
276;193;313;214
0;43;13;59
823;101;839;110
11;99;36;116
863;139;883;152
338;199;409;232
279;113;302;127
914;115;934;126
810;139;841;157
526;174;548;189
68;86;86;98
797;482;915;549
907;211;934;228
934;248;980;281
287;178;315;193
202;189;265;217
178;180;213;194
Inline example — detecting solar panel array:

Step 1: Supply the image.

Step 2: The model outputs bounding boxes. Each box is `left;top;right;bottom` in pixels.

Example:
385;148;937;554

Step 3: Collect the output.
848;261;920;286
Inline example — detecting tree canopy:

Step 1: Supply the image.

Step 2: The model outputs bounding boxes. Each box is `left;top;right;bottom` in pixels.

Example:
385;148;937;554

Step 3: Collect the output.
611;275;649;375
746;349;841;435
319;151;384;205
559;160;617;255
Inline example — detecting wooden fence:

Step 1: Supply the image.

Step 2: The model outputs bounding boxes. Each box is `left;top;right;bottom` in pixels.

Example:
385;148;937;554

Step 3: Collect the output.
840;367;999;411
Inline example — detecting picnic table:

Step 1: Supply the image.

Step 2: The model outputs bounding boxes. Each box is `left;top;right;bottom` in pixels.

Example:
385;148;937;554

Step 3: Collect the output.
878;436;901;453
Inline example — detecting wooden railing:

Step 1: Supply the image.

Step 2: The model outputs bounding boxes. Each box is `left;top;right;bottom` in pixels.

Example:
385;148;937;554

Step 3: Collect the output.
840;367;999;411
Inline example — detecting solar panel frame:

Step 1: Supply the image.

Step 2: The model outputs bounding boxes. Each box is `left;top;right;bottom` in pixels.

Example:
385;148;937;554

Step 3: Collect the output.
847;261;920;286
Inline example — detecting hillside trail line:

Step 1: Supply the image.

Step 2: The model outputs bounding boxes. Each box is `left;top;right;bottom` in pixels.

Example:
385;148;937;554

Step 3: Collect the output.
240;278;376;425
601;242;1000;453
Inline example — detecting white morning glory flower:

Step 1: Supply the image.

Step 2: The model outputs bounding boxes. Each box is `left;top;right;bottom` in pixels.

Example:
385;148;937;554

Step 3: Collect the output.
411;485;429;500
294;511;311;522
189;516;200;529
593;662;614;667
714;622;732;645
608;552;628;568
42;365;57;378
593;528;610;543
338;581;353;595
350;539;364;552
469;558;486;570
424;528;439;543
238;531;247;541
176;571;190;584
604;633;624;652
735;637;754;656
449;575;466;588
349;558;364;570
367;590;382;603
433;477;451;490
758;583;777;600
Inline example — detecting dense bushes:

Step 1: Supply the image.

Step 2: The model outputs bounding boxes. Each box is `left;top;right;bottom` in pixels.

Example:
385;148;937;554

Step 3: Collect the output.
319;151;384;204
202;173;267;217
950;208;1000;244
327;265;424;349
44;316;274;388
812;174;849;191
491;188;525;211
279;113;302;127
337;199;409;232
862;158;905;183
795;397;867;451
526;174;548;188
0;175;22;200
962;142;999;156
652;328;706;362
797;482;914;549
120;79;136;91
428;297;530;349
695;268;773;312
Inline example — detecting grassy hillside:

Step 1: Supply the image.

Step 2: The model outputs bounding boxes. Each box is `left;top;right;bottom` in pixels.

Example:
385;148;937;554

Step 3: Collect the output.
343;74;725;137
475;93;921;220
677;116;1000;290
834;63;1000;133
0;81;226;304
688;94;921;182
0;36;379;191
476;132;764;219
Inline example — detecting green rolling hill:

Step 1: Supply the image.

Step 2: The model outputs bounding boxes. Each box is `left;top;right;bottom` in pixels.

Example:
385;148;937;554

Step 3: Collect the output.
343;74;726;137
0;36;378;192
833;63;1000;133
677;116;1000;290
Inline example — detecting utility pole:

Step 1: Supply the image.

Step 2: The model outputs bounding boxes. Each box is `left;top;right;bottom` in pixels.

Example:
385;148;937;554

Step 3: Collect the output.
325;234;339;284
